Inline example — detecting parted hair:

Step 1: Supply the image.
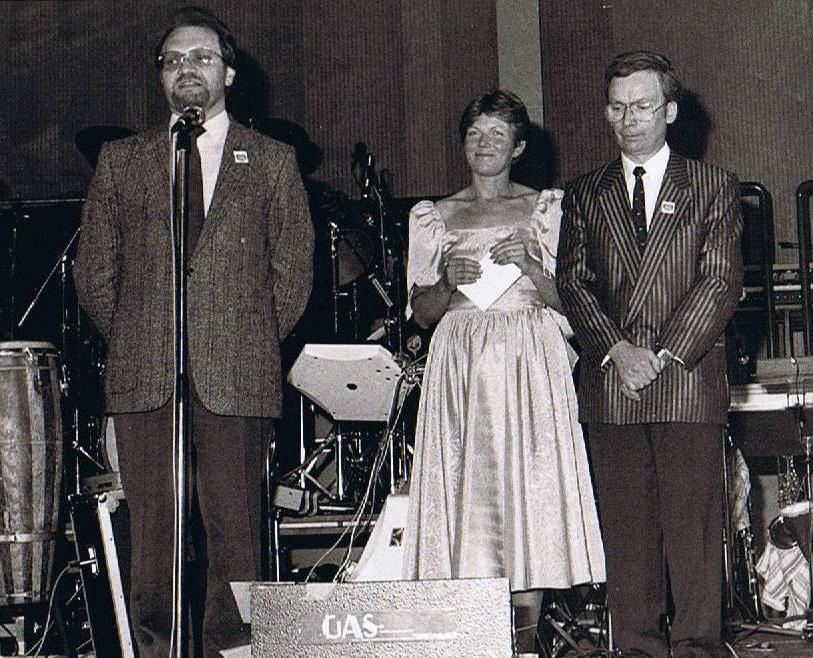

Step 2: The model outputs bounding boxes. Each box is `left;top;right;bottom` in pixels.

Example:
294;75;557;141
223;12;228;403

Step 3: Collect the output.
154;6;237;68
458;89;530;145
604;50;682;103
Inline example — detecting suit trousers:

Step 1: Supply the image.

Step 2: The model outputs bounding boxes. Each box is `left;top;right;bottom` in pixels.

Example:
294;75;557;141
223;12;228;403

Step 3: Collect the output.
587;422;723;658
114;385;272;658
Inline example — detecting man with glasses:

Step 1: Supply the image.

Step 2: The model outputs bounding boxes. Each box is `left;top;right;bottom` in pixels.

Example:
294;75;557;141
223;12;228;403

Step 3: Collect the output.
557;51;742;658
74;7;313;657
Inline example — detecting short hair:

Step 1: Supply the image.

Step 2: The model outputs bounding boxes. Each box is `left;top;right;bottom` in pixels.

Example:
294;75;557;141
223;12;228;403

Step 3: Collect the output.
154;6;237;68
458;90;530;144
604;50;681;103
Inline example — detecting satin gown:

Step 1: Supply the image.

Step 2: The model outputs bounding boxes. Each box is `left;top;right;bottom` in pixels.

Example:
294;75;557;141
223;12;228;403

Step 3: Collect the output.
402;190;605;591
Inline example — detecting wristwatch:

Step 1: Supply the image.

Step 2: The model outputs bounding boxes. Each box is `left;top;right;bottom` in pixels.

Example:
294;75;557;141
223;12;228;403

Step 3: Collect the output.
655;344;685;367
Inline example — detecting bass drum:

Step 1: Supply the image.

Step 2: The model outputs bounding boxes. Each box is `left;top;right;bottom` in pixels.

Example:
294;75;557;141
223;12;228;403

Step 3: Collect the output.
0;341;63;605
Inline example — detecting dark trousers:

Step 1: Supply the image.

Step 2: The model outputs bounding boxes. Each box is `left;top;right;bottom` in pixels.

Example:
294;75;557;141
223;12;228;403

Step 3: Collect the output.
114;387;271;658
588;423;723;658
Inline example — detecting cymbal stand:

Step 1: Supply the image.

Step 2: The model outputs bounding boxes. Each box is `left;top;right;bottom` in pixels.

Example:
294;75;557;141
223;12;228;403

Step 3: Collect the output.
351;144;405;354
368;177;404;355
802;433;813;640
328;222;347;336
1;203;22;340
721;429;762;629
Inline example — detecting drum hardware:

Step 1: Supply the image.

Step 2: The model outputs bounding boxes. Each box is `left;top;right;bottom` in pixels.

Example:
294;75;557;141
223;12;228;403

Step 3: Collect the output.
349;143;407;356
271;346;421;581
779;455;804;508
721;428;768;632
536;585;609;658
799;433;813;639
307;379;414;585
728;382;813;639
14;217;107;485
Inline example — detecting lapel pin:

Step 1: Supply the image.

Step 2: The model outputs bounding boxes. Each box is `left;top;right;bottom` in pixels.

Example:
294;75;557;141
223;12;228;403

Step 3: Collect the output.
233;150;248;163
661;200;675;215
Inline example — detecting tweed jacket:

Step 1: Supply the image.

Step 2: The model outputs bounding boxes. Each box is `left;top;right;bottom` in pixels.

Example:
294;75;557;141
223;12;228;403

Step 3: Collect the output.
73;119;314;418
556;152;742;425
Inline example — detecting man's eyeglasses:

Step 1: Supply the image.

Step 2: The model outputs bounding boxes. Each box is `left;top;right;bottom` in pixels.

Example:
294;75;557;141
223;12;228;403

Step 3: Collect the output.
158;48;224;71
605;99;668;123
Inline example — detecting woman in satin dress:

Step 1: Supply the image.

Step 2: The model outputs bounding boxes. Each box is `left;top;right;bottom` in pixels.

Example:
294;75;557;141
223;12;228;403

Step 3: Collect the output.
402;91;605;603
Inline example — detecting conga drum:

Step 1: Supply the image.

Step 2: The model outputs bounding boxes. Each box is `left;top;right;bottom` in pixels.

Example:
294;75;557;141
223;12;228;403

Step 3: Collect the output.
0;342;63;605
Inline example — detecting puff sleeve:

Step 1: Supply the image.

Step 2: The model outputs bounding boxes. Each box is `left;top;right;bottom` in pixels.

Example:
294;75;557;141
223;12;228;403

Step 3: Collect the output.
528;188;565;278
405;201;456;319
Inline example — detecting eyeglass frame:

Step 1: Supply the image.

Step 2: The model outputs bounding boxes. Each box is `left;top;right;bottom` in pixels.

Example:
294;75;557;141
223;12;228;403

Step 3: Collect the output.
605;98;670;123
157;47;225;72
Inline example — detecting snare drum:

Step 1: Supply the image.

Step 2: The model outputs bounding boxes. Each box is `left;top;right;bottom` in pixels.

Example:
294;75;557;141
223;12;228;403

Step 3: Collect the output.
0;341;63;605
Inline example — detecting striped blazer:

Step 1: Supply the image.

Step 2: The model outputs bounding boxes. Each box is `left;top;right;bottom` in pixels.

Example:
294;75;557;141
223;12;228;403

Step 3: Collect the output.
556;152;743;425
74;120;313;418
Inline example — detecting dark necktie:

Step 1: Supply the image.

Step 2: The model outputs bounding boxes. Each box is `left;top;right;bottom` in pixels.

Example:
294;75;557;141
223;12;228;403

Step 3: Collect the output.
187;126;206;254
632;165;647;252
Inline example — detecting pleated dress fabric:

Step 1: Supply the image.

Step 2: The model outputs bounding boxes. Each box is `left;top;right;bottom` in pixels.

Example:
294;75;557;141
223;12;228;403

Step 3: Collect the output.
401;191;606;591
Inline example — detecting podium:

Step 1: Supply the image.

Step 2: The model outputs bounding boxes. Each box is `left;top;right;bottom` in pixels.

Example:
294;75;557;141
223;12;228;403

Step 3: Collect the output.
230;577;512;657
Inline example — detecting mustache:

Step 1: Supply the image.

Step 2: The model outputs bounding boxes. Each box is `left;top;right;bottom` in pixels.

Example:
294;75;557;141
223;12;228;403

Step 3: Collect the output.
175;74;205;85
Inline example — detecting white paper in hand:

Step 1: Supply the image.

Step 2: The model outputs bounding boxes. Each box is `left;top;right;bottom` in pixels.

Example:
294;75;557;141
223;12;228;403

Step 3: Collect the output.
456;253;522;310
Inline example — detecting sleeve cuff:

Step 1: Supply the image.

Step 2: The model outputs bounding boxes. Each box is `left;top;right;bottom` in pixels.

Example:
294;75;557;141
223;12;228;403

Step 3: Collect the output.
656;345;686;368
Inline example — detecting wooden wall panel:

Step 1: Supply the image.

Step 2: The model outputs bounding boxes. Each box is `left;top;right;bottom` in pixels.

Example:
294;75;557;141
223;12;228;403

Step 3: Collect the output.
0;0;498;202
538;1;616;185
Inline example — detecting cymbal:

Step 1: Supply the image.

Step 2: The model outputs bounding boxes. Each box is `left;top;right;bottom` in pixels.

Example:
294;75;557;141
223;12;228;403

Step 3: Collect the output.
249;116;322;176
334;227;376;286
75;125;136;168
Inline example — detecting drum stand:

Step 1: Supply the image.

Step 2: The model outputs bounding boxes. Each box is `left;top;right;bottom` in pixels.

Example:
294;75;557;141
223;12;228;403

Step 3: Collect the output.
800;434;813;640
721;430;762;628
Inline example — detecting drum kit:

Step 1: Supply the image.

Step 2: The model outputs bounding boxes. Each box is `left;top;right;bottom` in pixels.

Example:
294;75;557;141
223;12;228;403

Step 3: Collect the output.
269;148;429;581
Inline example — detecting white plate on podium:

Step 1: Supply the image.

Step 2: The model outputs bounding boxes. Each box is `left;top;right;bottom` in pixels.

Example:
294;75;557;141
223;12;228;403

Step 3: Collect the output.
288;344;403;422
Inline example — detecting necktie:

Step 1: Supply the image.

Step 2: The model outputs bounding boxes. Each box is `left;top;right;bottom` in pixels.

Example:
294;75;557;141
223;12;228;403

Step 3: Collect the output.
632;165;647;252
186;126;205;254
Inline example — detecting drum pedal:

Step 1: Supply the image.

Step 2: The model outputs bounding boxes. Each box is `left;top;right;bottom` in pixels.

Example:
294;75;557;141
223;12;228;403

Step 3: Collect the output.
274;484;319;515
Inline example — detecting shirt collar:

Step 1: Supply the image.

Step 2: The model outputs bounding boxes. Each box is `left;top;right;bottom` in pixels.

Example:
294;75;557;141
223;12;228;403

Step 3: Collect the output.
621;142;670;181
167;108;230;143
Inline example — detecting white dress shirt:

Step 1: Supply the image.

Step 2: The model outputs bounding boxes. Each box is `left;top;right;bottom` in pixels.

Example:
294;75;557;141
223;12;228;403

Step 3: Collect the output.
168;109;229;216
621;142;670;227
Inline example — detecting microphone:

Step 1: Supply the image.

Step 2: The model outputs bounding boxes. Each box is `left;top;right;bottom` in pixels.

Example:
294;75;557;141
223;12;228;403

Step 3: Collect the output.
171;105;205;133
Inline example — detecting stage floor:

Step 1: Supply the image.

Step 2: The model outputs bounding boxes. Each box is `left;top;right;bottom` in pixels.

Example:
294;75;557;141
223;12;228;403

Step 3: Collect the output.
24;631;813;658
732;628;813;658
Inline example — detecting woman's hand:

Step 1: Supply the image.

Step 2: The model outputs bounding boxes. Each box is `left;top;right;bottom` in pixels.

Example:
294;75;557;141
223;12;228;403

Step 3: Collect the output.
442;256;481;290
489;232;537;275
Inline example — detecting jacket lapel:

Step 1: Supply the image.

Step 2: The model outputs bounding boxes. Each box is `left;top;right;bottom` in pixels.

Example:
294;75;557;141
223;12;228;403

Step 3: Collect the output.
624;152;691;325
143;126;171;228
597;159;641;283
195;120;247;252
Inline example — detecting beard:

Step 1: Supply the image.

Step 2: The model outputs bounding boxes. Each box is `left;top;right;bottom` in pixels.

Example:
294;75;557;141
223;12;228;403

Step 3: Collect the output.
170;76;211;113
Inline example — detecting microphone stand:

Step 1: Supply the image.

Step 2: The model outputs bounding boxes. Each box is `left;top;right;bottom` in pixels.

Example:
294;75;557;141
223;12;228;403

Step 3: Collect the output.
169;117;199;658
